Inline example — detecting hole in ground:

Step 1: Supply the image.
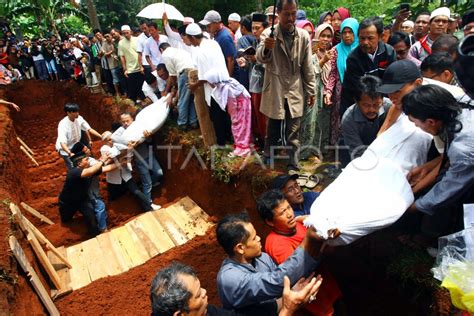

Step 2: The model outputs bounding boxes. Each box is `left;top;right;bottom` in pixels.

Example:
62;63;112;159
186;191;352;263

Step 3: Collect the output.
0;81;448;315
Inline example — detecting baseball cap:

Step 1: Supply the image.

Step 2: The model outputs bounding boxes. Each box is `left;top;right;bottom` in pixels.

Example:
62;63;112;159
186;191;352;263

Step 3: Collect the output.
228;13;241;22
200;10;221;26
185;23;202;36
430;7;450;21
270;174;299;190
377;60;421;94
121;25;131;32
265;6;276;16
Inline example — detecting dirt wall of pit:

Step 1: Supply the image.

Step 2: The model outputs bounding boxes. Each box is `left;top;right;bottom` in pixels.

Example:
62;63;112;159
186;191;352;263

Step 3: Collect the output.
0;81;269;315
0;80;441;315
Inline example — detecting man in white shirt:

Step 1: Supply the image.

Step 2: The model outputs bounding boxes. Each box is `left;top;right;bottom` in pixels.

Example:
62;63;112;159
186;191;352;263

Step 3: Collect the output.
142;71;165;103
102;130;153;212
136;20;151;76
159;42;197;130
55;103;103;169
186;23;232;145
144;22;169;72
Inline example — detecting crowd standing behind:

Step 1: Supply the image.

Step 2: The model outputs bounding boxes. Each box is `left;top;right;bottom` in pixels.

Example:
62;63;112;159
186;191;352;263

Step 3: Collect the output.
2;2;474;315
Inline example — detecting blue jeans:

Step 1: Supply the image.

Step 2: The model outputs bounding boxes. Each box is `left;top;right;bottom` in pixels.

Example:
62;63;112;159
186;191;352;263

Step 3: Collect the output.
91;197;107;231
135;153;163;203
45;59;57;74
177;71;197;126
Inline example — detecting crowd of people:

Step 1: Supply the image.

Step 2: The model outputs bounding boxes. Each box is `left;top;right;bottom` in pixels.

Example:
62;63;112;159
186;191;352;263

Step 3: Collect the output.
3;0;474;315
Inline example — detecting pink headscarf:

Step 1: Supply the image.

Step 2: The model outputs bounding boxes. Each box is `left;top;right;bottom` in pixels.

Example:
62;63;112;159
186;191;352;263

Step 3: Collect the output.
296;20;315;40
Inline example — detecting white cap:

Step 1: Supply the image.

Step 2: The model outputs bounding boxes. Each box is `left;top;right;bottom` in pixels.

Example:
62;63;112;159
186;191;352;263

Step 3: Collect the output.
69;37;77;42
121;25;131;32
228;13;241;22
183;17;195;24
186;23;202;36
430;7;450;21
101;131;112;141
402;20;414;28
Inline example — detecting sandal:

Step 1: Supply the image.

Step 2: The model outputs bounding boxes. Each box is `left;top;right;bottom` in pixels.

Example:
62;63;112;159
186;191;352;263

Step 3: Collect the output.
304;174;320;189
296;173;309;187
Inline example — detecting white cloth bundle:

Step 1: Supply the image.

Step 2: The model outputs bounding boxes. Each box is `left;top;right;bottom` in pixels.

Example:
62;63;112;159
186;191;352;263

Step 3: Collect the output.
304;114;432;245
112;95;170;145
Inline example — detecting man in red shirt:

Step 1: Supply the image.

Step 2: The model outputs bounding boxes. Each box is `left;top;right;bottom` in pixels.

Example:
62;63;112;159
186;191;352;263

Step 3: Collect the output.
257;190;342;316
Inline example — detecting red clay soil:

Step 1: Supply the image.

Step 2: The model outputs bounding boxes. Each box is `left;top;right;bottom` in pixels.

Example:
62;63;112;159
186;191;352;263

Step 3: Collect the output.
0;80;446;315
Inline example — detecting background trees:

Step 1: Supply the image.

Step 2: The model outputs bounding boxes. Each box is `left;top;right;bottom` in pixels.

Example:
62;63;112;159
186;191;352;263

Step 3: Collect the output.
1;0;471;39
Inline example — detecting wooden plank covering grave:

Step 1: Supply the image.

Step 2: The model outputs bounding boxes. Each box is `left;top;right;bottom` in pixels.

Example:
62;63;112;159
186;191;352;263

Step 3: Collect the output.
48;197;213;292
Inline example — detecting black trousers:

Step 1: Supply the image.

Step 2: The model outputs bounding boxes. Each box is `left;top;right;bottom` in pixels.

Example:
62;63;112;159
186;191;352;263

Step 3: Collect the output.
107;179;152;212
127;71;145;102
59;198;99;235
209;97;232;146
263;101;301;169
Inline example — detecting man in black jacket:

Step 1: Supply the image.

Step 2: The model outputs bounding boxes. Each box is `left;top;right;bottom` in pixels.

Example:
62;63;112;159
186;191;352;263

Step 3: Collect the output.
340;16;396;117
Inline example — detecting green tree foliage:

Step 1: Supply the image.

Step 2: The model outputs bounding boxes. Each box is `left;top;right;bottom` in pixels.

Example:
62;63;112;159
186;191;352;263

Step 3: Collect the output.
1;0;86;38
62;15;92;35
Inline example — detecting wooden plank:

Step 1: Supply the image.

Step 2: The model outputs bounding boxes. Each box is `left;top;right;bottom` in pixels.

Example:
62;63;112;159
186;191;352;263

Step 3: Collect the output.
111;226;149;267
125;219;160;257
134;212;175;253
189;69;216;147
164;205;199;239
9;236;60;316
48;246;73;299
67;243;92;290
80;238;109;282
179;196;211;222
173;198;213;236
152;209;189;246
23;215;72;268
20;202;54;225
27;231;62;290
96;233;130;275
17;136;35;155
20;145;40;167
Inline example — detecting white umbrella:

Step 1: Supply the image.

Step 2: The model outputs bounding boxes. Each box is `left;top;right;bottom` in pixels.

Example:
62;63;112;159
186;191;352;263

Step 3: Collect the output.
137;1;185;21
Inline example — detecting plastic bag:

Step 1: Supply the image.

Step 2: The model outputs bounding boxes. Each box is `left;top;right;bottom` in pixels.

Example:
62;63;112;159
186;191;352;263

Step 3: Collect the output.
432;227;474;312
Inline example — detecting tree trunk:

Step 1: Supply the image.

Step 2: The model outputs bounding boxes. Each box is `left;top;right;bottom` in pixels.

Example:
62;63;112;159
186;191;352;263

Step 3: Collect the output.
86;0;101;31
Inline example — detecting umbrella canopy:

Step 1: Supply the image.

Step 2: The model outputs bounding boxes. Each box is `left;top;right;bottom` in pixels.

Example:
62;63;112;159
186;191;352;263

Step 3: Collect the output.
137;3;184;21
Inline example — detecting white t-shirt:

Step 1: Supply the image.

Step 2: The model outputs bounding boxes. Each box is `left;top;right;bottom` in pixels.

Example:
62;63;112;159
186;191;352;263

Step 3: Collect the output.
32;46;44;61
164;24;195;55
106;161;132;185
142;71;164;103
194;39;228;105
72;47;83;59
136;32;150;66
162;47;194;76
55;115;91;155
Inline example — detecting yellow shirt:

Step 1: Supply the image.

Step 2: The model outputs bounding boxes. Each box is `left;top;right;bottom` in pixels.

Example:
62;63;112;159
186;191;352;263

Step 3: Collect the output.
117;37;140;73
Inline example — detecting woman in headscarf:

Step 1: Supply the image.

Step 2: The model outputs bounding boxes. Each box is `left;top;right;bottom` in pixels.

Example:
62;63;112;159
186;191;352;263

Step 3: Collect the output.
331;7;351;45
300;23;334;159
296;20;315;40
324;17;359;145
319;11;332;26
